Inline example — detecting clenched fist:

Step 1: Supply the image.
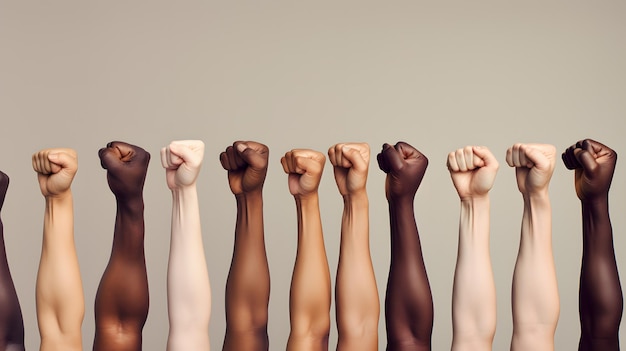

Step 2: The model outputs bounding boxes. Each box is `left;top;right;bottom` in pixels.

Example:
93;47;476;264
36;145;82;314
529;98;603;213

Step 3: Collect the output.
98;141;150;200
161;140;205;190
281;149;325;199
506;143;556;196
220;141;269;195
32;148;78;198
447;146;498;200
562;139;617;201
328;142;370;196
377;142;428;201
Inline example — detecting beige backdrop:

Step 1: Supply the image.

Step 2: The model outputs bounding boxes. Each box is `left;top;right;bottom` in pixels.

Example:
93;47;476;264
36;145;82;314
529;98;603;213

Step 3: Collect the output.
1;1;625;350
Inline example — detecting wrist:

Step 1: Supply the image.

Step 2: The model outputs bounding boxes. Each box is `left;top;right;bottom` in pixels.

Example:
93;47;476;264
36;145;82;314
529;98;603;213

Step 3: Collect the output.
343;191;368;207
295;192;319;205
523;190;550;209
460;194;490;207
235;190;263;204
45;190;73;202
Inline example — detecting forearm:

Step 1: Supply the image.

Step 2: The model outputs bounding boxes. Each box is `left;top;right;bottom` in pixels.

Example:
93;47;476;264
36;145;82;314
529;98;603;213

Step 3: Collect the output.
36;192;84;347
167;185;211;349
511;192;559;350
452;196;495;350
224;191;269;342
385;197;433;348
579;197;622;345
0;221;25;349
111;196;146;258
288;194;331;346
336;192;379;347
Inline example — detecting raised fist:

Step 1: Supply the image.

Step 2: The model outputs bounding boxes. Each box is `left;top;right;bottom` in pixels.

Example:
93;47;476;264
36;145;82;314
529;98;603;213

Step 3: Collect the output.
220;141;269;195
377;142;428;201
161;140;205;190
98;141;150;199
328;142;369;196
32;148;78;198
281;149;325;199
562;139;617;201
0;170;8;209
506;143;556;195
447;146;498;200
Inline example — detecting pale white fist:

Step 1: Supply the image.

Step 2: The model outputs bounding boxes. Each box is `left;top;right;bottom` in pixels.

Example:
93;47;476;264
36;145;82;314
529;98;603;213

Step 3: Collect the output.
161;140;205;190
32;148;78;198
505;143;556;195
327;142;369;196
281;149;326;198
447;146;498;200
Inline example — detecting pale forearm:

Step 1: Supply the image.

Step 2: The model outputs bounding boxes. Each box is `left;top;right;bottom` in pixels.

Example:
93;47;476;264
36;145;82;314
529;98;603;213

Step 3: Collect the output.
167;185;210;349
452;196;495;349
37;192;84;347
511;192;559;350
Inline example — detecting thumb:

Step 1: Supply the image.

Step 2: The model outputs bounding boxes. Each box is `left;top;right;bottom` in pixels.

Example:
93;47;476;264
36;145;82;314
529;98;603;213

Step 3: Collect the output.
48;152;77;176
472;146;498;169
238;144;268;171
573;149;598;176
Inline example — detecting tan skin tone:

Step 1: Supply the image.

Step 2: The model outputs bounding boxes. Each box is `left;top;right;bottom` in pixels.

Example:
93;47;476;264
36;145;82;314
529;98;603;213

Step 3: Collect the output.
283;149;331;351
377;142;433;351
562;139;622;351
220;141;270;351
0;171;25;351
93;141;150;351
329;142;380;351
33;148;85;351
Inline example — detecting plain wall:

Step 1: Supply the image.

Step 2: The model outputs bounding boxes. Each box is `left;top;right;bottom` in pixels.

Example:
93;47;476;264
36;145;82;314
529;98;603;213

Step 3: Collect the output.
1;1;625;350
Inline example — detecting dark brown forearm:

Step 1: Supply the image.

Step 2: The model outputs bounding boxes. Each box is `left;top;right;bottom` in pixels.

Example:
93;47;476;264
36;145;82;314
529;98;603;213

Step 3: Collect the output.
385;197;432;350
579;197;622;351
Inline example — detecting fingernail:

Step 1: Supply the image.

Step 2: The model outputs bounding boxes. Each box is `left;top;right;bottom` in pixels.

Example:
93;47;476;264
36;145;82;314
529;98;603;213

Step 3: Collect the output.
236;143;246;152
48;153;59;160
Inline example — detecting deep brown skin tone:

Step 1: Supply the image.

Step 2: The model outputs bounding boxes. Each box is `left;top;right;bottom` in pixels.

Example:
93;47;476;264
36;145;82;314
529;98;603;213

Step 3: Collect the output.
562;139;623;351
377;142;433;351
220;141;270;351
93;142;150;351
0;171;25;351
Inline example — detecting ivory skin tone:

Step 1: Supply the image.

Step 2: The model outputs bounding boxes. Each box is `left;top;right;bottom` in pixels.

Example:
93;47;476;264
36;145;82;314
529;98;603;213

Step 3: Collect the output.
328;142;380;351
32;148;84;351
562;139;623;351
377;142;433;351
447;146;498;351
0;171;25;351
219;141;271;351
282;149;331;351
507;143;560;351
93;141;151;351
161;140;211;351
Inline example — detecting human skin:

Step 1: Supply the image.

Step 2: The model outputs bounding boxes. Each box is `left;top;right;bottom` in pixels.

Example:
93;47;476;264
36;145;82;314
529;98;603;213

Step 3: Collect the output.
328;142;379;351
32;148;85;351
376;142;432;351
0;171;25;351
562;139;622;351
161;140;211;351
447;146;498;351
93;141;150;351
507;143;560;351
282;149;331;351
220;141;270;351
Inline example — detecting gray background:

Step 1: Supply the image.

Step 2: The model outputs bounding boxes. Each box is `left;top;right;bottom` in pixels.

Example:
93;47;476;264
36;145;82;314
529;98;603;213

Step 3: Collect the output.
1;1;625;350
